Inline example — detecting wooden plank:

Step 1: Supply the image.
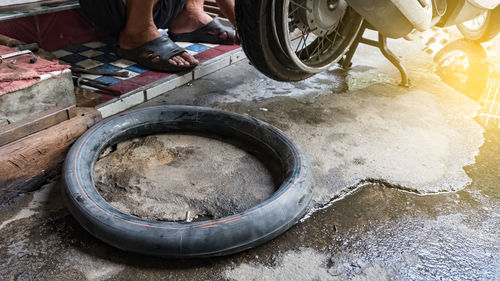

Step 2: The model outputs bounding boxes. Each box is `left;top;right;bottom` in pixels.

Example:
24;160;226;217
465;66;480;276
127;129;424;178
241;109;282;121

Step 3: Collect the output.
0;107;101;198
0;104;76;147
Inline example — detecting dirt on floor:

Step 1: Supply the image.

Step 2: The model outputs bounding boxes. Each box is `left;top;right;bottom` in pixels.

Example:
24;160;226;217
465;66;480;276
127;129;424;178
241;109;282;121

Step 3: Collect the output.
93;134;276;222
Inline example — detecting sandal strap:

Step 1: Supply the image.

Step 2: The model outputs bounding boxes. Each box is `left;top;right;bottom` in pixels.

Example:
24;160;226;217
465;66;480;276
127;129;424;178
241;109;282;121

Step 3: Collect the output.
169;18;235;44
115;36;194;72
137;36;185;60
198;18;235;40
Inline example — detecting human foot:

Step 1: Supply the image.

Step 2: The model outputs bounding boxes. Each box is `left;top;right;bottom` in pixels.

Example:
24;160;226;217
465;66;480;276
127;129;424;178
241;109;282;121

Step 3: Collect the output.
169;3;234;43
169;18;237;45
118;27;199;67
116;35;199;73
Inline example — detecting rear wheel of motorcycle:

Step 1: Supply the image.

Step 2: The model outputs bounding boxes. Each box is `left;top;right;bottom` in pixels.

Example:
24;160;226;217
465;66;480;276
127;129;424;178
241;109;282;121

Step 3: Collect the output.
457;8;500;42
235;0;363;82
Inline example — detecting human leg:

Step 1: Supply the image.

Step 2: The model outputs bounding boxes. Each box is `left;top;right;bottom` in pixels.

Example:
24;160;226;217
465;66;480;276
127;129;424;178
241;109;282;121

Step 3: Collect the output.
119;0;198;67
169;0;237;44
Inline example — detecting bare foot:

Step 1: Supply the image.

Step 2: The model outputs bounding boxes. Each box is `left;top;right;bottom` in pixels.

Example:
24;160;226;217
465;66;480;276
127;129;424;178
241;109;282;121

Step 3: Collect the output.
118;26;199;67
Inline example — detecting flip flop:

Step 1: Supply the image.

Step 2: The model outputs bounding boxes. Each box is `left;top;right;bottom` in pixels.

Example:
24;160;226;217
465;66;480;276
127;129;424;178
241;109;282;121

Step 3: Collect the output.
168;18;236;45
115;36;196;73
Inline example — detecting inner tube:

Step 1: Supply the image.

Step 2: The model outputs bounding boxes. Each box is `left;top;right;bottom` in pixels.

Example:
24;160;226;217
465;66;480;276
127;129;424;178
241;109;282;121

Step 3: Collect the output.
63;106;313;257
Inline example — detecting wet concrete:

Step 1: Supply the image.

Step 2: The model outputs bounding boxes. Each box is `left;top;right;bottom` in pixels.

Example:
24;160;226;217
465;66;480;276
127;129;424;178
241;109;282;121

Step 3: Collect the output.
0;29;499;280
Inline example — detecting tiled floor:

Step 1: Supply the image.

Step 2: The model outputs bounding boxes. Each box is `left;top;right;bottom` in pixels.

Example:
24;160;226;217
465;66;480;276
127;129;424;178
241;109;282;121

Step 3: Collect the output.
53;37;243;117
55;38;241;103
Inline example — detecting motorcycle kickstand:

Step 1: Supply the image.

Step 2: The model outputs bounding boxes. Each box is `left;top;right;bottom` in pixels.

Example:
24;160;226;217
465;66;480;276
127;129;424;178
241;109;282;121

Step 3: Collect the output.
341;22;411;88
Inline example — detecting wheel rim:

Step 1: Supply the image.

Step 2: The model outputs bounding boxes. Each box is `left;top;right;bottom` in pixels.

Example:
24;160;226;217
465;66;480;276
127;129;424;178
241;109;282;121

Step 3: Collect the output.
462;11;489;32
277;0;361;73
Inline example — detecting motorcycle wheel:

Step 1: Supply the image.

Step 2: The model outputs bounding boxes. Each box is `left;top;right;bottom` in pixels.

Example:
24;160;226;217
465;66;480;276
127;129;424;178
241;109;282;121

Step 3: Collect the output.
457;7;500;42
236;0;363;82
434;39;488;101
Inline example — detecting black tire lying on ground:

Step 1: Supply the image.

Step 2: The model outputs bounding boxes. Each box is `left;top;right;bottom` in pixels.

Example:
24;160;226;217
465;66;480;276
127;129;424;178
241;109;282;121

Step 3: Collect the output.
63;106;313;258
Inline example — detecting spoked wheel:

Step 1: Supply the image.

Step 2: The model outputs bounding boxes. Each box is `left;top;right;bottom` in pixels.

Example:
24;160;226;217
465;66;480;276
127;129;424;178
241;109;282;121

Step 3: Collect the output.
276;0;361;73
236;0;363;81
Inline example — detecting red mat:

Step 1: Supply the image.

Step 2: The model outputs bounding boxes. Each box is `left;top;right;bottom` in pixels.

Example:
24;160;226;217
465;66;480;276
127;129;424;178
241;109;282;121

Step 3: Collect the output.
0;45;69;96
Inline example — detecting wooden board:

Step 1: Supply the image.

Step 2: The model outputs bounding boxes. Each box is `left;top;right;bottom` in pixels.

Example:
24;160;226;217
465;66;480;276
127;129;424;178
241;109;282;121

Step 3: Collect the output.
0;107;101;198
0;104;76;147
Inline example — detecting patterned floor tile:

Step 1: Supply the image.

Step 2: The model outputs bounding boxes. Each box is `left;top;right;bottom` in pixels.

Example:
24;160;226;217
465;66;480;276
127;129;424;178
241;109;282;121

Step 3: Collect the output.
95;76;122;85
126;65;149;74
186;44;210;53
96;45;115;54
93;53;120;64
59;53;87;64
110;59;136;69
75;59;103;70
200;43;218;48
52;49;72;58
54;37;241;99
90;64;121;73
79;49;104;58
80;74;102;80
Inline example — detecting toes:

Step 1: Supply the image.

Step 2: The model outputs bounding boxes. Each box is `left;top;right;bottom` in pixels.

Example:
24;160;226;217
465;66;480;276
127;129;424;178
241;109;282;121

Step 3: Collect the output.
144;51;198;68
168;58;178;66
172;56;185;66
180;52;199;66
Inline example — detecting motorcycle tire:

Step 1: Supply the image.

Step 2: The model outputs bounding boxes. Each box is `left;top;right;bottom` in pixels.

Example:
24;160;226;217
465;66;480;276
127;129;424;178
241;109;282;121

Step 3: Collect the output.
457;7;500;42
236;0;312;81
235;0;362;82
63;106;314;258
434;39;488;101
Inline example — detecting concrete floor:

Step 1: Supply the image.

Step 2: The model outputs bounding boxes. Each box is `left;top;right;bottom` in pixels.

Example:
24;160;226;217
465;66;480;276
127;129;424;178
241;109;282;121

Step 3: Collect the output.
0;30;499;280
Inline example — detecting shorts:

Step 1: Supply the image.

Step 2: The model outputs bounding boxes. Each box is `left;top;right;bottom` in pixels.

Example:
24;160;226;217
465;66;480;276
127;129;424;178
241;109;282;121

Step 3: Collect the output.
79;0;187;35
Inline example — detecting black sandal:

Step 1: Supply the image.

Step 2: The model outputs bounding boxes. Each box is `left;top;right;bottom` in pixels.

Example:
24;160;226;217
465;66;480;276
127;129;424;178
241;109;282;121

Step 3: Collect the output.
168;18;236;45
115;36;196;73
